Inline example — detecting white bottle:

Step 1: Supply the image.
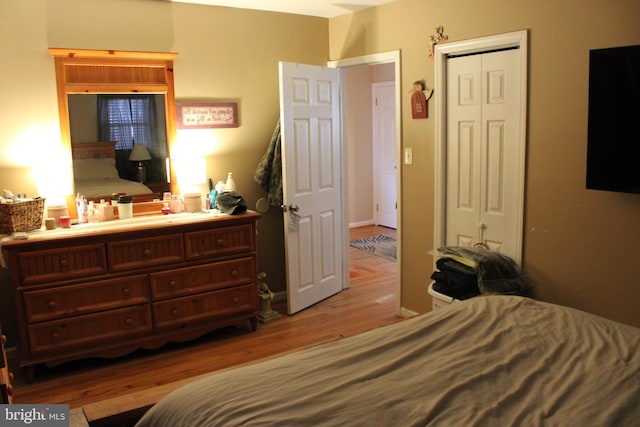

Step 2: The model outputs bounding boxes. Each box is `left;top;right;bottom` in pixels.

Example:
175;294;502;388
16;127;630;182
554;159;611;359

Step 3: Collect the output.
215;180;226;194
225;172;236;192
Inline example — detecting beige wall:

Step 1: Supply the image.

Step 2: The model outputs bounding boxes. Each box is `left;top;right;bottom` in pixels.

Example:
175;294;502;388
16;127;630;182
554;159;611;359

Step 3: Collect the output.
330;0;640;326
0;0;328;344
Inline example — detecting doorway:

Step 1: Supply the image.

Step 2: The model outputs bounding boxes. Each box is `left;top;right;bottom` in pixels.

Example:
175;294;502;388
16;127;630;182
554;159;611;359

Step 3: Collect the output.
329;50;402;314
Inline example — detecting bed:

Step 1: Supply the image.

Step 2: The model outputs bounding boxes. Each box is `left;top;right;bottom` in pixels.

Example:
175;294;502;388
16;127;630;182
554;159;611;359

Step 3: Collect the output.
71;142;155;201
136;296;640;426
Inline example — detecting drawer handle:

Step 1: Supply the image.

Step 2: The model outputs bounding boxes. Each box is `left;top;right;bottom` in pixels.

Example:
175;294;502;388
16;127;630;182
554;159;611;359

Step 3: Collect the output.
47;300;57;310
171;308;180;317
216;238;225;247
50;330;60;341
122;287;131;296
230;269;239;278
232;296;240;304
124;317;134;326
168;280;177;289
143;248;152;257
59;259;69;269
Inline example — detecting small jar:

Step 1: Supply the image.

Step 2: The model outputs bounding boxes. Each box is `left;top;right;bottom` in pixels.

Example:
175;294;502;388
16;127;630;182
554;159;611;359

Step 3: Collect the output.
59;215;71;228
162;202;171;215
47;204;69;227
170;195;183;213
118;196;133;219
183;193;201;213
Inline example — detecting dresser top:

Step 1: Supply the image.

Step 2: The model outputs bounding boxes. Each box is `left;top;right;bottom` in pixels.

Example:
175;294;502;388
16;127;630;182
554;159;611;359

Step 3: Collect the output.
0;211;261;249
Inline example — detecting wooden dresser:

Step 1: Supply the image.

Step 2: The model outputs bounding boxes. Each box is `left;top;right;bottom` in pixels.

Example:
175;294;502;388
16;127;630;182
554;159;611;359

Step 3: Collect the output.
2;211;261;381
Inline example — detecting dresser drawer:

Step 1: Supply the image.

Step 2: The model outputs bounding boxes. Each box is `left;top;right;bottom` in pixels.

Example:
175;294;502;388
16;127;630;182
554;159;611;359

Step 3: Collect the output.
153;284;257;331
23;275;150;323
185;224;254;260
150;257;255;300
108;234;184;272
27;305;152;355
17;244;107;285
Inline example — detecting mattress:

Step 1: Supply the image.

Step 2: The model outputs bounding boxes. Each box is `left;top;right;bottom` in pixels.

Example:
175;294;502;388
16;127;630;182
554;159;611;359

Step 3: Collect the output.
136;296;640;426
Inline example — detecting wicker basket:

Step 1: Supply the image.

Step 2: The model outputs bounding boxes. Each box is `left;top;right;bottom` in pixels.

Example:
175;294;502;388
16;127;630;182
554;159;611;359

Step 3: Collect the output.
0;198;45;234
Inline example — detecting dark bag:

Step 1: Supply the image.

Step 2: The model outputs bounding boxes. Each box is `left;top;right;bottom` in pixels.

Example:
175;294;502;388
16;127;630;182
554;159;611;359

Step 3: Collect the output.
216;191;247;215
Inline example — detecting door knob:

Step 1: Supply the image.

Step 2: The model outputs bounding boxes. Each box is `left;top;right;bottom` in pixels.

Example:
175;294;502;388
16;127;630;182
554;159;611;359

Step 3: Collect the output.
281;203;300;212
282;203;301;230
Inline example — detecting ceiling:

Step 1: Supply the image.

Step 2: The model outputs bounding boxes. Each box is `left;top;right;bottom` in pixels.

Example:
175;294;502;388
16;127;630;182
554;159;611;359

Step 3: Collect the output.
167;0;396;18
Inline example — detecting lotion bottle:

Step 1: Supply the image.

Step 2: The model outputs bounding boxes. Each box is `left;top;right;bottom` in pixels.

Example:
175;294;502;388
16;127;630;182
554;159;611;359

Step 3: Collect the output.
225;172;236;191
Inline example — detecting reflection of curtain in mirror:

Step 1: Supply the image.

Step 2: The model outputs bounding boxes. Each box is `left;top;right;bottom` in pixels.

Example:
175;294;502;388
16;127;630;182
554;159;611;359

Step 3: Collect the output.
98;95;166;183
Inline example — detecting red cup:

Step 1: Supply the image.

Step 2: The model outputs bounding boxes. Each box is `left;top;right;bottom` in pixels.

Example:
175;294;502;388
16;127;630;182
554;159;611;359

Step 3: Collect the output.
59;215;71;228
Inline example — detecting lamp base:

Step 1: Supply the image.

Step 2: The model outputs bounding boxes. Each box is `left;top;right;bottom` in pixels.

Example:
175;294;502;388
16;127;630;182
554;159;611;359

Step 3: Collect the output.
136;162;146;183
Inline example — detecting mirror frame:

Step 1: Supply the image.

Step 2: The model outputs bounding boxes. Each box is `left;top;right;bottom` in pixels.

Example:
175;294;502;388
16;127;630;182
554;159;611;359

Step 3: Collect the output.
49;48;179;214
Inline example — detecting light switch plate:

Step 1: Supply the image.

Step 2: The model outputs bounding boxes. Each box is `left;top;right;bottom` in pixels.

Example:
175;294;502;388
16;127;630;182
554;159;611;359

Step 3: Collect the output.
404;148;413;164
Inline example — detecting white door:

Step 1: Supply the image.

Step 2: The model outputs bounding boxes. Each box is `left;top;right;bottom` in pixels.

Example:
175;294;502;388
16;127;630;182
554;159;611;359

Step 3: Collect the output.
372;82;397;229
279;62;343;314
446;49;522;257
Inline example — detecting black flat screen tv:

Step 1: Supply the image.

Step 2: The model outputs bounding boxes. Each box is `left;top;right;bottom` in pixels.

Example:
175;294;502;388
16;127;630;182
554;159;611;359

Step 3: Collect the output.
586;44;640;194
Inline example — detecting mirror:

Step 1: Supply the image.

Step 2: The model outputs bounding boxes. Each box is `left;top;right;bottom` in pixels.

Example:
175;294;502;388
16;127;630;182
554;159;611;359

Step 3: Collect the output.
49;48;179;207
68;93;169;197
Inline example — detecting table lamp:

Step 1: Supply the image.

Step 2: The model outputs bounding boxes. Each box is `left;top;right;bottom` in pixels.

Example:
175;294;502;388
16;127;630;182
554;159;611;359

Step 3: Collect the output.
129;144;152;183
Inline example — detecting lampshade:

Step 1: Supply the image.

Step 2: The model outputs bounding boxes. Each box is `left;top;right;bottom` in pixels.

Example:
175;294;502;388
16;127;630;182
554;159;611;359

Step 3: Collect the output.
35;164;73;200
129;144;152;161
175;156;206;186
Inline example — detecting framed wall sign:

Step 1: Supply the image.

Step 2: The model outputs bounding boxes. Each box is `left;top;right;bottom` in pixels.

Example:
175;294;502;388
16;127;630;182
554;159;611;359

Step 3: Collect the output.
177;102;238;129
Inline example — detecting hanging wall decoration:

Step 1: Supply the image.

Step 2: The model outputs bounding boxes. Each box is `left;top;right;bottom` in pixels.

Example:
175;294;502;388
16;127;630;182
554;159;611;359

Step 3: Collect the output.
428;25;449;59
177;102;239;129
410;80;434;119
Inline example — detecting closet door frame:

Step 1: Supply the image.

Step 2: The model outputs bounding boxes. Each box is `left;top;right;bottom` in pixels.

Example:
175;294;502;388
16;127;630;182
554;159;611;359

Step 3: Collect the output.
433;30;528;263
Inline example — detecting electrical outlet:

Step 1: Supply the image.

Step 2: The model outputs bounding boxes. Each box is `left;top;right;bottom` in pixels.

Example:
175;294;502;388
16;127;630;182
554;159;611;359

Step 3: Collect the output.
404;148;413;165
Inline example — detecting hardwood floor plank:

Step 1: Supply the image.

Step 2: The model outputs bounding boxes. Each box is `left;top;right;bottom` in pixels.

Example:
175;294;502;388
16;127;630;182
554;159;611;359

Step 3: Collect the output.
9;225;403;414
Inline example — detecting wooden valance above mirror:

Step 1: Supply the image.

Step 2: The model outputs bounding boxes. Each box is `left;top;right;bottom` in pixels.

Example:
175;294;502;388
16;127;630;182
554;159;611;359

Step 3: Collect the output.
48;48;179;199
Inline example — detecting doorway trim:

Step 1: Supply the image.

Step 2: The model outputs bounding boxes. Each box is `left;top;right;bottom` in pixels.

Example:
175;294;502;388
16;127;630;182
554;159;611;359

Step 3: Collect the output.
328;50;403;315
434;30;528;262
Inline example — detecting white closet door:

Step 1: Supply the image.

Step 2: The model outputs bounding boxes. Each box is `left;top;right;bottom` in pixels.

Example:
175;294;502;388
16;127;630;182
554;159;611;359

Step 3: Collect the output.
446;49;522;258
446;54;483;249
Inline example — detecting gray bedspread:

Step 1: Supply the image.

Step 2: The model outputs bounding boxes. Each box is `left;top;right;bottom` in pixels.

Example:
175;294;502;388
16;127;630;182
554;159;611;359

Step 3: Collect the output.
136;296;640;426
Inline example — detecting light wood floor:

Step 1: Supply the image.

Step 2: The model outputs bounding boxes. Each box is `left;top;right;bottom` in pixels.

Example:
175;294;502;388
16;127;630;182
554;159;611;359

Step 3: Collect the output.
10;225;401;411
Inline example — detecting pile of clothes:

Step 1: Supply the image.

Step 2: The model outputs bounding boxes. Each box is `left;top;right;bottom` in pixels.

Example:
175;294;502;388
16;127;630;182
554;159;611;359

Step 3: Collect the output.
431;256;481;300
430;246;530;300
